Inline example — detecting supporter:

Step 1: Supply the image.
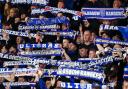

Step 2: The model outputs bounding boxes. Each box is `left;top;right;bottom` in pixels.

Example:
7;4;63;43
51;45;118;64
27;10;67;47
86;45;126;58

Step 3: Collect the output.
123;79;128;89
89;49;97;58
78;45;88;58
0;0;127;89
1;46;8;54
113;0;122;8
0;77;5;89
62;38;70;49
9;45;17;55
57;0;65;8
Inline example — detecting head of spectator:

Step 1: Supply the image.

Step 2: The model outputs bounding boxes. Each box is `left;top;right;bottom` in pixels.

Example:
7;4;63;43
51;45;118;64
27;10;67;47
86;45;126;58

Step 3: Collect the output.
3;23;12;30
89;49;97;58
14;17;20;24
91;32;96;42
45;78;52;89
0;77;4;84
57;0;65;8
112;34;121;41
21;13;27;22
76;34;81;44
62;38;70;49
79;45;88;58
35;32;43;43
2;32;9;40
88;0;97;3
101;32;110;39
80;79;89;84
9;45;17;55
39;14;46;19
18;76;26;82
1;45;8;53
113;0;122;8
68;41;77;51
57;12;64;17
55;79;62;88
16;36;24;45
83;30;92;43
4;3;11;16
123;79;128;89
102;20;111;25
9;8;19;18
113;44;122;49
62;24;69;30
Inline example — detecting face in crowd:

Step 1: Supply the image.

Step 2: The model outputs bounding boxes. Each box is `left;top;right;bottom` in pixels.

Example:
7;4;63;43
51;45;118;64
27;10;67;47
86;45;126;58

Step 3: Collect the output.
79;47;88;58
123;80;128;89
84;30;92;42
62;39;70;49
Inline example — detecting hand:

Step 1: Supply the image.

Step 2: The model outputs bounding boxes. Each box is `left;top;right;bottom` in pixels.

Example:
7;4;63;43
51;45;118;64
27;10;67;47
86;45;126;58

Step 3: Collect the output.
51;77;56;86
79;24;82;32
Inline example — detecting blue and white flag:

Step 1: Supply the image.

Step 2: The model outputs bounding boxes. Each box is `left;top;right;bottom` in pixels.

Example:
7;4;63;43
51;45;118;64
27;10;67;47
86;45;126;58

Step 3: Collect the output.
60;82;115;89
20;49;62;56
27;16;69;25
0;53;32;61
60;82;92;89
19;43;60;49
81;8;126;19
124;65;128;79
95;37;128;46
18;24;59;30
51;68;105;83
11;0;48;6
3;82;36;87
31;6;82;16
100;24;128;41
39;31;78;38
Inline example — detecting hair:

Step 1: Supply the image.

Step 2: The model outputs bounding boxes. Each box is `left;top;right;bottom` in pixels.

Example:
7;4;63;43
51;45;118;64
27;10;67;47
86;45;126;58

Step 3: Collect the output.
58;0;64;2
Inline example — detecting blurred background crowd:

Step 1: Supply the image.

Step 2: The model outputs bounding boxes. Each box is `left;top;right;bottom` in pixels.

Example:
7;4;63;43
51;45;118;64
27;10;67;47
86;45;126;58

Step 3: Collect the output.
0;0;128;89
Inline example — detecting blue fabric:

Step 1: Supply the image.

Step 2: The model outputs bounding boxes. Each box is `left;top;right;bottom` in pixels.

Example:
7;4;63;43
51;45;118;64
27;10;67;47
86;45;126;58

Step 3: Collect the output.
118;26;128;41
39;78;47;89
81;8;126;19
27;16;69;25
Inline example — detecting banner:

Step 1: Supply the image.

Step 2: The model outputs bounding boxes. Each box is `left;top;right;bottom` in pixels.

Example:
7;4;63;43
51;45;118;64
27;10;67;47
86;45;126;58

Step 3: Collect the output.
31;6;82;16
18;24;59;30
60;82;92;89
27;16;69;25
10;0;48;5
0;68;105;82
41;68;105;83
100;24;128;41
19;43;60;49
0;29;36;38
3;56;122;70
54;68;105;83
60;82;115;89
3;59;82;68
87;56;122;68
0;68;38;77
3;82;36;87
81;8;126;19
20;49;62;56
95;37;128;46
39;31;78;38
0;53;32;61
0;29;76;38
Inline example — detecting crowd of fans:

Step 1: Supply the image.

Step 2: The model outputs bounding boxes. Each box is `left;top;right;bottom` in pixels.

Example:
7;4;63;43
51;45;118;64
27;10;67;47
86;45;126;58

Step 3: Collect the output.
0;0;128;89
